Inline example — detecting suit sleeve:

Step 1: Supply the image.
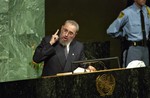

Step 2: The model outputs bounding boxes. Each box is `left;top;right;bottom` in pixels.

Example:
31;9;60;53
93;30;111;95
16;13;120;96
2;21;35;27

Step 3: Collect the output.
33;37;55;63
79;44;86;61
78;44;87;68
107;11;128;37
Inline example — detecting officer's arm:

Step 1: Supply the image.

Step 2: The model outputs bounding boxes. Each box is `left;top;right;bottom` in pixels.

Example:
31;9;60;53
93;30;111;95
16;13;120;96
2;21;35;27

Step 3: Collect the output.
107;12;128;37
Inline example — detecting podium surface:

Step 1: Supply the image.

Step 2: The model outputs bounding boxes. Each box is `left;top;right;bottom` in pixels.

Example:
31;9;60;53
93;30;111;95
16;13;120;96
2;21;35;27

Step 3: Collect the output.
0;67;150;98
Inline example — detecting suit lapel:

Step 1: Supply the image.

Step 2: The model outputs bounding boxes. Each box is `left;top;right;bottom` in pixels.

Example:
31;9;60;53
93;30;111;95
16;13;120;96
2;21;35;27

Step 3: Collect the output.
55;44;66;69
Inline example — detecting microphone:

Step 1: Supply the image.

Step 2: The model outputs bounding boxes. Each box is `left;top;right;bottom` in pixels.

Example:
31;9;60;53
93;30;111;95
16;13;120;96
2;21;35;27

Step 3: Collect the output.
72;57;120;71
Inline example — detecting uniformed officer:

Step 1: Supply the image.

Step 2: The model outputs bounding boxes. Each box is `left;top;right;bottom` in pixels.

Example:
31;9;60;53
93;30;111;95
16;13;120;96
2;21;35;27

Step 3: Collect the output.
107;0;150;67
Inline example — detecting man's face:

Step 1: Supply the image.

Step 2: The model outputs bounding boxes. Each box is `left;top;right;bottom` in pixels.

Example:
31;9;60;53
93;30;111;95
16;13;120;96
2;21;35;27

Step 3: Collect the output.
59;23;77;46
135;0;146;7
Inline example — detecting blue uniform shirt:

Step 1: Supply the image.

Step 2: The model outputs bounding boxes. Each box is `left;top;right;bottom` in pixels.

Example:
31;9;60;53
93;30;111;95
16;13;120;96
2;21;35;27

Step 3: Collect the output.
107;3;150;41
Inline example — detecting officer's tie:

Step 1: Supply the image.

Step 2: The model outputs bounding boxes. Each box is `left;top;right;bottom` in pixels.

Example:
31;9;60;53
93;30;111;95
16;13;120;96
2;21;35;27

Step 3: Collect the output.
140;10;147;46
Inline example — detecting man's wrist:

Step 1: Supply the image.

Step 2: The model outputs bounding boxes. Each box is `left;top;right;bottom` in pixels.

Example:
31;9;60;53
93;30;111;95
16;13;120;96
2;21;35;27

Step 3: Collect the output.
49;41;54;45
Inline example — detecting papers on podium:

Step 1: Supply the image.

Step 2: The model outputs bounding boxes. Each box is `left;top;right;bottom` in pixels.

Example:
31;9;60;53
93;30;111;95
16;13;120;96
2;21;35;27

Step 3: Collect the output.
126;60;146;68
73;67;90;73
56;67;89;76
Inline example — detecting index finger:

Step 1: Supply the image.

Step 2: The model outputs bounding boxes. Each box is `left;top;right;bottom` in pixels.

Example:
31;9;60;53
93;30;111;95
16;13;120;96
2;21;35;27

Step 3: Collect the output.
54;29;59;35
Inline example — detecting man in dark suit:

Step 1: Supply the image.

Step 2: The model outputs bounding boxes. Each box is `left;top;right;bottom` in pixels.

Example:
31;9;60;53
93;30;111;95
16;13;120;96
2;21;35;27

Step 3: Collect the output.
33;20;96;76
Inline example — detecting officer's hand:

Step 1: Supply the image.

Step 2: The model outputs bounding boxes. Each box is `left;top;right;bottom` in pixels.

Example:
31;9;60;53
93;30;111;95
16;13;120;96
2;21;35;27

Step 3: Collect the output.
49;29;59;45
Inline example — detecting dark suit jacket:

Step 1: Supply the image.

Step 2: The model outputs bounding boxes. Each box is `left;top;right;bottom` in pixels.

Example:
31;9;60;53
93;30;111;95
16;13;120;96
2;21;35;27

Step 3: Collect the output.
33;35;85;76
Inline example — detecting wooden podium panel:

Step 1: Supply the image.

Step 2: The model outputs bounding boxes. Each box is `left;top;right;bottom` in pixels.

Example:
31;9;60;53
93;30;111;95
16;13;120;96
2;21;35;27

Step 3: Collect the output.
0;67;150;98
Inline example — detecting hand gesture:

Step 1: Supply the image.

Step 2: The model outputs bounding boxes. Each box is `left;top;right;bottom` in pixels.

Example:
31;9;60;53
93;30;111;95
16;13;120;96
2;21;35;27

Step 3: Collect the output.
86;65;96;72
49;29;59;45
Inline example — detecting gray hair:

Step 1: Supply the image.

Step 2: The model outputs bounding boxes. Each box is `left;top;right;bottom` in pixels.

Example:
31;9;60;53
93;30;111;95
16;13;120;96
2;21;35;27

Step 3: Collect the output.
64;20;79;32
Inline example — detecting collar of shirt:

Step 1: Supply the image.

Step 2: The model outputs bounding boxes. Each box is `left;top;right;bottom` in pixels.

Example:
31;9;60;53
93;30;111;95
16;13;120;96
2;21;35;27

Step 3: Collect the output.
66;42;71;54
133;3;147;14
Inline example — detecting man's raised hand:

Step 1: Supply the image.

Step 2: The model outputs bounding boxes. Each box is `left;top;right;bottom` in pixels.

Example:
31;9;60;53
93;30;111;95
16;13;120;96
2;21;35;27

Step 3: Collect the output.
49;29;59;45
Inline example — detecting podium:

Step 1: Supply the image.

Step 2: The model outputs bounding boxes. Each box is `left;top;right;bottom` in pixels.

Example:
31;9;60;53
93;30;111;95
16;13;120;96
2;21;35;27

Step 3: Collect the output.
0;67;150;98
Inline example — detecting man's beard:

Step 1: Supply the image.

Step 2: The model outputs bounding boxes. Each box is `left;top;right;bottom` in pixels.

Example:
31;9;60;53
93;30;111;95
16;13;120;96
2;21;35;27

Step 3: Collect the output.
59;38;73;46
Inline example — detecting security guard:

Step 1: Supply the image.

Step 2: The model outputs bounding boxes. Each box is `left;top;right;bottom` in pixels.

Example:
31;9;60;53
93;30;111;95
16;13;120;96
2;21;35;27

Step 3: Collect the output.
107;0;150;67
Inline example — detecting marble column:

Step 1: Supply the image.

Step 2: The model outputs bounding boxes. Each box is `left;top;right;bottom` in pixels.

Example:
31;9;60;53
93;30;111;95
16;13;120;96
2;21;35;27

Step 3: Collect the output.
0;0;44;82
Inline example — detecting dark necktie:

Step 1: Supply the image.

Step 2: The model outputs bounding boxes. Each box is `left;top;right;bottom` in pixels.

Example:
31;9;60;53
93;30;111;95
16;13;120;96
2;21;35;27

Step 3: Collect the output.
140;10;146;46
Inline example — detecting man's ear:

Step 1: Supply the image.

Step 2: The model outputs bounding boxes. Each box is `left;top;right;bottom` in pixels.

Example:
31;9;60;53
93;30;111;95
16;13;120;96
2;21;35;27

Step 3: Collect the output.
61;25;64;29
60;26;63;30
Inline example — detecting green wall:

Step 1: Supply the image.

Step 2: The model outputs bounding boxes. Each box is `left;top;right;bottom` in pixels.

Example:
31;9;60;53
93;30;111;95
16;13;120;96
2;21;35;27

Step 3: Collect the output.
0;0;44;82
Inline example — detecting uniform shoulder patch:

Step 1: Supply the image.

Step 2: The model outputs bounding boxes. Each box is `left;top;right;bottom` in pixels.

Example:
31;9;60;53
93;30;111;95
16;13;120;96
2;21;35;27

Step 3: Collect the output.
146;6;150;16
117;12;124;19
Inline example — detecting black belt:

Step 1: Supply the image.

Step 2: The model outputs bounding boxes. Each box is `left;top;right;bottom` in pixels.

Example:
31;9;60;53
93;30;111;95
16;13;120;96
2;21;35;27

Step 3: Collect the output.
128;41;147;46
